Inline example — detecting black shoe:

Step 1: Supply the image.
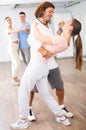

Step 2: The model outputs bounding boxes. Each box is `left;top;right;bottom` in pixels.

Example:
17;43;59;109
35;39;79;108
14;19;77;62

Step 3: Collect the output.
62;107;74;118
28;108;36;121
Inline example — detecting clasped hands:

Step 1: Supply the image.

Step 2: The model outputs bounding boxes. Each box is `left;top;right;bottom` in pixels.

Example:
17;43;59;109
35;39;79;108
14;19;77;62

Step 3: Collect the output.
38;46;53;59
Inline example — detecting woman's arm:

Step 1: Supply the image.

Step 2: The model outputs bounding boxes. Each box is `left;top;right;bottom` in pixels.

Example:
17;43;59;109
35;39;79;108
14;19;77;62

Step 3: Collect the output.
33;22;52;44
7;27;27;34
24;26;30;33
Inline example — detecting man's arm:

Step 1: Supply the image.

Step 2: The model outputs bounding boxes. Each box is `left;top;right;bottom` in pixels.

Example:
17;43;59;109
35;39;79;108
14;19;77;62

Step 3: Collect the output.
38;46;53;59
33;22;52;44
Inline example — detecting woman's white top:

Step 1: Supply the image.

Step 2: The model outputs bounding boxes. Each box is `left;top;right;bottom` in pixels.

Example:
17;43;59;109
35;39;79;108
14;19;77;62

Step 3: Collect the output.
6;31;19;43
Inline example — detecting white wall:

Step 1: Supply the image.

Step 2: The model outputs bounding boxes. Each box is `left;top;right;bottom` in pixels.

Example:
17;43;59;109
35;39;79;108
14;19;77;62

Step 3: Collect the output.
0;1;86;62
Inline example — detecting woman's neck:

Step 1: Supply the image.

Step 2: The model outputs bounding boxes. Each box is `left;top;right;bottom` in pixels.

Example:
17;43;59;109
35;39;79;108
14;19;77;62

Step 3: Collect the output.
63;32;71;46
8;25;12;29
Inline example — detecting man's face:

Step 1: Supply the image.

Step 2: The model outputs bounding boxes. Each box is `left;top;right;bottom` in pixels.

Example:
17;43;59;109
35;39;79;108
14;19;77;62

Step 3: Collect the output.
43;7;54;22
19;14;26;23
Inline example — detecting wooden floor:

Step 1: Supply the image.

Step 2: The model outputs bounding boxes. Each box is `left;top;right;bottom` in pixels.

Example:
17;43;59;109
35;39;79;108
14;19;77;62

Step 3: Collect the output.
0;58;86;130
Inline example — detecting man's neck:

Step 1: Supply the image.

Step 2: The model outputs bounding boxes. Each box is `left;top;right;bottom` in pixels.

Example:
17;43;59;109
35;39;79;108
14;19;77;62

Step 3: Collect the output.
38;18;49;27
21;21;26;24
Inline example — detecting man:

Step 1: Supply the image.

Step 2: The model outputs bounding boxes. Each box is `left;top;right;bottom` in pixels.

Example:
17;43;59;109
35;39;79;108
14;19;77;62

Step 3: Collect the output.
18;12;31;65
28;1;74;122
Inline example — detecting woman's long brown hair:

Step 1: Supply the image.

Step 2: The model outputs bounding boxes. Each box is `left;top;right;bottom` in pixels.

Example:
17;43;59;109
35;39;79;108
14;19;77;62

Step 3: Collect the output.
71;18;83;71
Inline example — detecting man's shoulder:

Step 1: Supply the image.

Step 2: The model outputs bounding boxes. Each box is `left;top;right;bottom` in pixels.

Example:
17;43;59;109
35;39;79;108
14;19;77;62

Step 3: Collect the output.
24;22;31;27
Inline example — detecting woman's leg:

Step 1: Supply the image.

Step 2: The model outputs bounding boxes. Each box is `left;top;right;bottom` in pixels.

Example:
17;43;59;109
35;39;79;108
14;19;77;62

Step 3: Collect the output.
18;58;48;118
10;64;36;129
36;77;63;116
11;45;20;78
18;66;36;119
36;77;71;126
8;43;20;79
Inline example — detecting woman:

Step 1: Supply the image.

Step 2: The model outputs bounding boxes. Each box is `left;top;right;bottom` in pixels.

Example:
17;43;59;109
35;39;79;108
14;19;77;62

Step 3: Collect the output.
10;18;82;129
33;18;83;71
4;17;27;85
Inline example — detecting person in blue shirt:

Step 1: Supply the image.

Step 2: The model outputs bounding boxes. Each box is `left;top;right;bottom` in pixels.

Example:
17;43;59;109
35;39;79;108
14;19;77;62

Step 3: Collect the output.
18;12;31;65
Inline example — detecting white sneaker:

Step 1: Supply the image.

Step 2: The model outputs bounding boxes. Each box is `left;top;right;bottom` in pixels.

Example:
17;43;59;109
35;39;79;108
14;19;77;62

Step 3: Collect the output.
56;117;71;126
62;107;74;118
10;119;29;129
28;108;36;121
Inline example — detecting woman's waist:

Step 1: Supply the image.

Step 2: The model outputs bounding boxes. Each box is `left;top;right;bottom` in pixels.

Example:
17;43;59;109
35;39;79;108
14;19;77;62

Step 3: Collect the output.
9;40;19;44
31;51;48;63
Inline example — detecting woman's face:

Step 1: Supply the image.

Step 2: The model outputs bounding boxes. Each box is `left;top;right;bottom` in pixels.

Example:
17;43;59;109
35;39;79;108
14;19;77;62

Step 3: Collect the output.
62;19;73;33
5;17;12;27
